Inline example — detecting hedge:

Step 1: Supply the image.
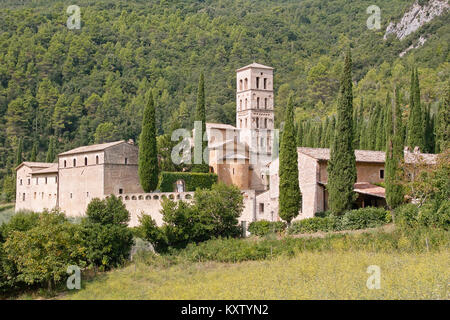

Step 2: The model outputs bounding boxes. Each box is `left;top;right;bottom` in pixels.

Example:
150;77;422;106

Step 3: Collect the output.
157;172;218;192
248;221;287;236
288;207;391;235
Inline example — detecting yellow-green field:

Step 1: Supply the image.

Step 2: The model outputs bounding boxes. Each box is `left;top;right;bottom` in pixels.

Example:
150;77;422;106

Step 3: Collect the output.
63;250;449;300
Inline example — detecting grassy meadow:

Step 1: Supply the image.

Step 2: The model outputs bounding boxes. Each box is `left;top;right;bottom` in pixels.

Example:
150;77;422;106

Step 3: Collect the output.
63;250;449;300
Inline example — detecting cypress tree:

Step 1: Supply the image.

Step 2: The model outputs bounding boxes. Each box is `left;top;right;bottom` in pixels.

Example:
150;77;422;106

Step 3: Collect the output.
279;96;301;224
192;73;209;173
46;137;55;163
15;138;23;166
321;117;329;148
376;94;389;151
407;68;424;150
385;87;404;210
327;49;357;215
296;121;303;147
30;141;38;162
138;91;159;192
435;82;450;152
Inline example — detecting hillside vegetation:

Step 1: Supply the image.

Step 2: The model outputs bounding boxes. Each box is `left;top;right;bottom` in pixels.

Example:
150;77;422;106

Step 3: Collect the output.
0;0;448;177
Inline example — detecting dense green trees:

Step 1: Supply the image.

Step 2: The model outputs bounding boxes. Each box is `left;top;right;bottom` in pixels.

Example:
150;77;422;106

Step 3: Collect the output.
138;92;159;192
327;50;357;215
279;96;301;224
407;68;424;151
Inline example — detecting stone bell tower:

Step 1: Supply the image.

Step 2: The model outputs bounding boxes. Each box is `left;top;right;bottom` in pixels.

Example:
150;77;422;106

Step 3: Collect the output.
236;62;275;155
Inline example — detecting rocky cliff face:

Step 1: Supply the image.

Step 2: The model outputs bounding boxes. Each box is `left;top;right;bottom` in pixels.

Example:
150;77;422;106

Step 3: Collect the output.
384;0;449;40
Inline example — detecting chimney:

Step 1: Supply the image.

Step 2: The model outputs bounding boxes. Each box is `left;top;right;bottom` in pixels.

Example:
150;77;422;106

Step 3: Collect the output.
127;139;134;145
413;146;420;154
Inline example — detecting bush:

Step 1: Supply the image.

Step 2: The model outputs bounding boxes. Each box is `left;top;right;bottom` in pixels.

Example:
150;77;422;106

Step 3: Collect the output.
81;195;134;269
0;211;39;242
396;202;449;230
158;172;218;192
140;183;244;252
289;207;390;235
248;220;287;236
340;207;390;230
3;210;86;290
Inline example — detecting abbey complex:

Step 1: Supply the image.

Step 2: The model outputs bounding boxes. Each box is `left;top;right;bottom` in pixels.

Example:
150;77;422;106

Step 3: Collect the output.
14;63;438;227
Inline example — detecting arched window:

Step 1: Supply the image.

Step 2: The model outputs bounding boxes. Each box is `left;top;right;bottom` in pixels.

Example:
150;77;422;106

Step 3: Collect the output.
84;157;88;166
256;118;259;128
264;118;268;128
145;195;151;200
73;159;76;167
244;78;248;90
264;98;268;109
239;79;243;91
240;100;242;110
96;155;99;164
240;119;243;128
257;97;260;108
175;179;185;193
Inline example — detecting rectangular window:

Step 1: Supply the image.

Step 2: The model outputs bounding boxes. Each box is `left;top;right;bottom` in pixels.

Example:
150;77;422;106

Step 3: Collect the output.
256;77;260;89
45;177;48;184
86;192;89;198
259;203;264;213
22;193;25;201
28;179;30;185
70;193;73;199
125;158;128;165
264;78;267;89
380;169;385;179
119;189;123;194
34;192;36;199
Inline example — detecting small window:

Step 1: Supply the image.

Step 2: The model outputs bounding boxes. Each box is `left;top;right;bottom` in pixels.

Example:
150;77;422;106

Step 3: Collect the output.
264;98;267;108
232;168;235;175
259;203;264;214
244;78;248;90
22;193;25;201
264;78;267;89
28;179;30;185
64;160;67;168
73;159;76;167
239;79;243;91
85;157;88;166
20;179;22;185
55;176;58;183
256;77;260;89
70;193;73;199
96;155;99;164
264;118;268;128
257;97;260;108
45;177;48;184
380;169;385;179
86;192;89;198
125;158;128;165
34;192;36;199
119;188;123;194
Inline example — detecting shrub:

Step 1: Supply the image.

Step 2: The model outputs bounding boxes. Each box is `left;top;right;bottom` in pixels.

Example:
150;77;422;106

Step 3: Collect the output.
158;172;218;192
0;211;39;242
288;207;390;235
3;210;86;290
140;183;244;252
340;207;390;230
248;220;287;236
81;195;133;269
395;204;420;228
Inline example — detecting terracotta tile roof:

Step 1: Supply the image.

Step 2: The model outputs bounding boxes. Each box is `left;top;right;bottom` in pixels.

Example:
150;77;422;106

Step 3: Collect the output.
298;147;437;165
236;62;274;72
15;162;54;171
32;163;58;174
353;182;386;198
58;140;126;156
